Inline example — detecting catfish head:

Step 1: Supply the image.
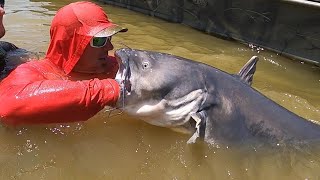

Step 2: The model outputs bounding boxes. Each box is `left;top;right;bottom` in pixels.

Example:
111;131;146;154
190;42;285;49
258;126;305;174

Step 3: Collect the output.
114;48;209;128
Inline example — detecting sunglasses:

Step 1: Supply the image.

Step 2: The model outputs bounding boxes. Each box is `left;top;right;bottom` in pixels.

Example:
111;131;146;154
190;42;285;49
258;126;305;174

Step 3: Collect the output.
90;36;111;48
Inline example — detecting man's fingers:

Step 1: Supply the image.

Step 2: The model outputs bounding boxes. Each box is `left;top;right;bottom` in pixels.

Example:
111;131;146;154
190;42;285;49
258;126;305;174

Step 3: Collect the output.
0;8;5;16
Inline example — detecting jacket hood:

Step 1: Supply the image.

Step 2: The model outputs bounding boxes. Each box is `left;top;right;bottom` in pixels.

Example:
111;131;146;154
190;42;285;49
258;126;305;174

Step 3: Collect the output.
45;1;126;74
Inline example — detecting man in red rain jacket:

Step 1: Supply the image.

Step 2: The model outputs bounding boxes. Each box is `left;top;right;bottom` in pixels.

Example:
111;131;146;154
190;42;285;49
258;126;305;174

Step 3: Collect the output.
0;1;128;125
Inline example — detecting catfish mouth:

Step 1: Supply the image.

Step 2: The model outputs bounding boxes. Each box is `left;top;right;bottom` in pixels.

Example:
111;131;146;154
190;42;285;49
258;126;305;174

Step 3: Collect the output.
115;50;132;94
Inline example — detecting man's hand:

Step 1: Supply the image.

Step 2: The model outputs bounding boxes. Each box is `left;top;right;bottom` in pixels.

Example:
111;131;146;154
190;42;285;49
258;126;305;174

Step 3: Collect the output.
0;6;5;38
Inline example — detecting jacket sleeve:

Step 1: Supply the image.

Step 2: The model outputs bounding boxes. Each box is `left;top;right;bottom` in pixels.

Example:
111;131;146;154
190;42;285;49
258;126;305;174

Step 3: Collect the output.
0;63;120;125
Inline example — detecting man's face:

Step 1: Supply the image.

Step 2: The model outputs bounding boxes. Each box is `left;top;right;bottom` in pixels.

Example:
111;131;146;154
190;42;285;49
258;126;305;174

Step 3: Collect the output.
72;37;114;74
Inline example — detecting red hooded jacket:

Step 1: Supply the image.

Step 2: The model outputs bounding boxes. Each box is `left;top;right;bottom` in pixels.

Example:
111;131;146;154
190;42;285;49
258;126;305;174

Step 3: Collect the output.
0;2;123;125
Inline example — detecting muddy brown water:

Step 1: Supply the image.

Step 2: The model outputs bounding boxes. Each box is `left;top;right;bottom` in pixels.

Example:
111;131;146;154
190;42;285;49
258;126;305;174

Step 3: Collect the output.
0;0;319;179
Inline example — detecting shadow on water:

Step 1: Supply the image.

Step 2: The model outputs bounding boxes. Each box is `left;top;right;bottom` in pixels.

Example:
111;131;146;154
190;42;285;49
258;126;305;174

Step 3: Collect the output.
0;0;319;179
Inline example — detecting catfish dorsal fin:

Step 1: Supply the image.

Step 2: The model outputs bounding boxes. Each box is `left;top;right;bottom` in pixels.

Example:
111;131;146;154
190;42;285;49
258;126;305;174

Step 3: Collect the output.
237;56;259;85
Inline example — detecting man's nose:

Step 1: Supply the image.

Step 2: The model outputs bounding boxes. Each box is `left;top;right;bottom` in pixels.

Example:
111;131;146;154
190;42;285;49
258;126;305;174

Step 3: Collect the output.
104;40;114;51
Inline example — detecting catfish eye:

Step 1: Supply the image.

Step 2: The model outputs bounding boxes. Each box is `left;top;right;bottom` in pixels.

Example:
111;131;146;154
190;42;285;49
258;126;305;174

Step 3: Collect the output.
142;61;150;69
